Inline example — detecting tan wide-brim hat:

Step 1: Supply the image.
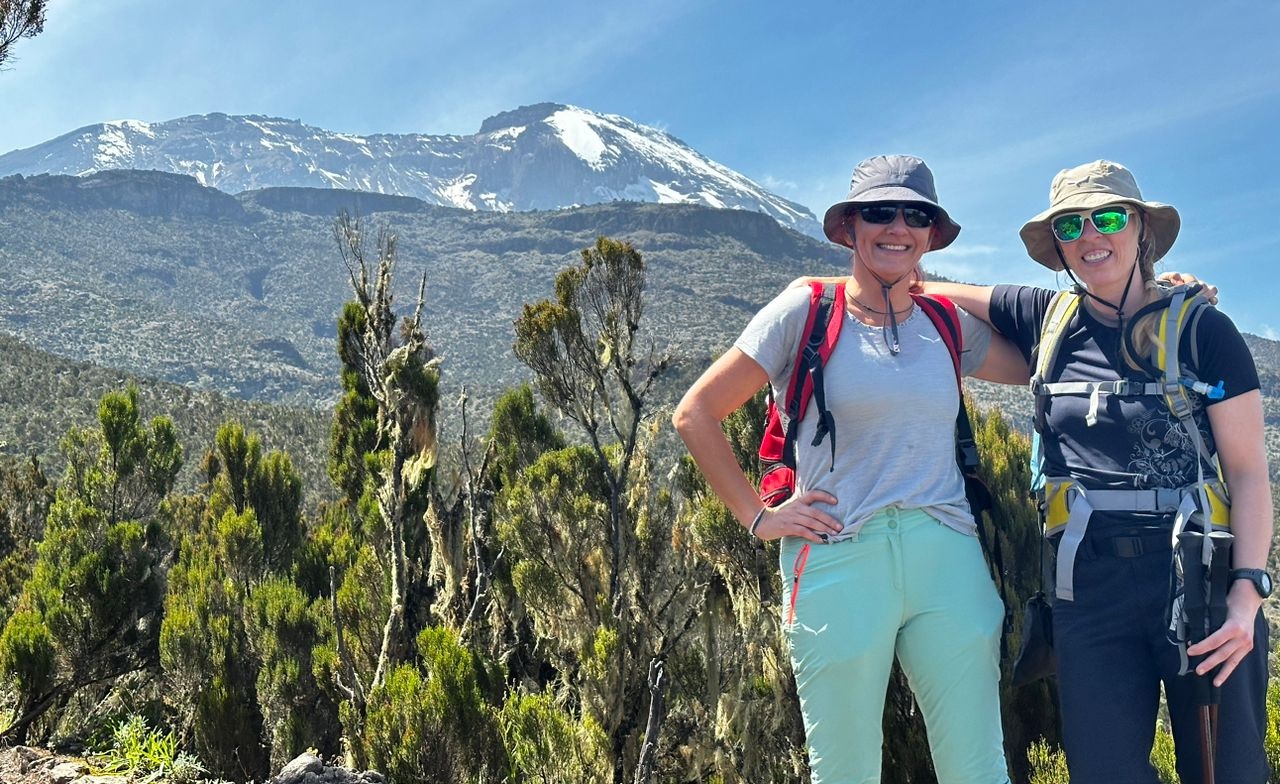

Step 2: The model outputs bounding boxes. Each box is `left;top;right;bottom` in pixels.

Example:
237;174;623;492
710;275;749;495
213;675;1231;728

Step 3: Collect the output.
1020;160;1180;270
822;154;960;251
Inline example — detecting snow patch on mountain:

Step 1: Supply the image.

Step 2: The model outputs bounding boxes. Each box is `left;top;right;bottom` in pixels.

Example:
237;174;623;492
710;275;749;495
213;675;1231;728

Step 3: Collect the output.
547;109;611;170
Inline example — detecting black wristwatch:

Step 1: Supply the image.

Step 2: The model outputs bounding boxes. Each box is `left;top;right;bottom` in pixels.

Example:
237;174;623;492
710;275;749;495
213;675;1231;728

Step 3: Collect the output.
1230;568;1274;599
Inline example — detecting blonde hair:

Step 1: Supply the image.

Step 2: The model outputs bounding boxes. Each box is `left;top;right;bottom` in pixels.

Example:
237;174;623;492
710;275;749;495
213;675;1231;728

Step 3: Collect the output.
1119;211;1167;373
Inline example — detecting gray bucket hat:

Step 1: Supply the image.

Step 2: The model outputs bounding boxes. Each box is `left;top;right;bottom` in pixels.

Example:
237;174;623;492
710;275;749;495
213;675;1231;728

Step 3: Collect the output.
822;154;960;251
1020;160;1180;270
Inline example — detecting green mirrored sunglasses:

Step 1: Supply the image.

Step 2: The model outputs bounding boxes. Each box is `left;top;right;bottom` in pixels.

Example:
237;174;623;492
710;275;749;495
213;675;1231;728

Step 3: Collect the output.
1051;206;1131;242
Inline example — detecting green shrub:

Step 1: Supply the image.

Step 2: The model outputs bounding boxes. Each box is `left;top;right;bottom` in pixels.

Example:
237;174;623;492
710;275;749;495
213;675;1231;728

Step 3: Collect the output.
246;577;338;770
1027;738;1069;784
498;690;609;783
1150;718;1178;783
360;627;505;784
96;714;205;783
0;609;54;699
1266;680;1280;779
0;388;178;744
1028;713;1252;784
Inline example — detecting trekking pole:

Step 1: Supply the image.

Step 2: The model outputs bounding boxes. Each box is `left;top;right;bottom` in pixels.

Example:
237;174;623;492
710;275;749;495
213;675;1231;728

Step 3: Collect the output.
1200;531;1234;783
1178;529;1213;784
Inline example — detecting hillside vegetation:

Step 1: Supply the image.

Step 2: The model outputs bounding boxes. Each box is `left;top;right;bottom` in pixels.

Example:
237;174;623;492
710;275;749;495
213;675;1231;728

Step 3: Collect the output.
0;332;330;502
0;178;1277;783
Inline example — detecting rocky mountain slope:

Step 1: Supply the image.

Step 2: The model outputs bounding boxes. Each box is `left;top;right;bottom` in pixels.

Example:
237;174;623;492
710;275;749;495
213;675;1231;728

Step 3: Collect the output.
0;104;821;238
0;169;845;407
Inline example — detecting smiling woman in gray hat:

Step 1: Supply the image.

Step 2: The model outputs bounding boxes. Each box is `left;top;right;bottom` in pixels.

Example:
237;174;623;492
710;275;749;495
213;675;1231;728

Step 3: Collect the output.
674;154;1028;783
928;160;1272;784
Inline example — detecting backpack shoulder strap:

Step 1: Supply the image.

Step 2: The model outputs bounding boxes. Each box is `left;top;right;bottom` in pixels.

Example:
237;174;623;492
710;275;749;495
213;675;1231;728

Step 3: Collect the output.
1030;289;1082;430
912;293;963;389
912;293;982;476
783;282;844;416
780;281;845;469
1153;287;1223;481
1032;289;1082;389
1027;289;1081;492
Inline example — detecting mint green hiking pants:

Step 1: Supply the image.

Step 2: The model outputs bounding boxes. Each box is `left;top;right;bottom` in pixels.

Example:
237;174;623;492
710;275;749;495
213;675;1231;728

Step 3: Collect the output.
780;506;1009;784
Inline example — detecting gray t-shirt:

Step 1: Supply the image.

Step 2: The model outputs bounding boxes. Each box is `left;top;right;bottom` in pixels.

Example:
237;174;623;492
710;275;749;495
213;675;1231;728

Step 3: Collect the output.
735;286;992;541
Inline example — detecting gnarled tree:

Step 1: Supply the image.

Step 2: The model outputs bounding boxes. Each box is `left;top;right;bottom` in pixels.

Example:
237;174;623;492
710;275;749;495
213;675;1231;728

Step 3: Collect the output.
326;212;443;761
508;236;704;782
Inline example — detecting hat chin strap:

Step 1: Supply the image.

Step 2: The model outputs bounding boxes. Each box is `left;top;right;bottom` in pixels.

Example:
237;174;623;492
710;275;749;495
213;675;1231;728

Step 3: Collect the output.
1057;246;1139;325
860;264;914;356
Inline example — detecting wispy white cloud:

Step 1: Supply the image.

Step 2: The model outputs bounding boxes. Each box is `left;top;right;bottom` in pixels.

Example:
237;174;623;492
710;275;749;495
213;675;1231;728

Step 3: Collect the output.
1262;326;1279;342
759;175;798;192
944;76;1280;185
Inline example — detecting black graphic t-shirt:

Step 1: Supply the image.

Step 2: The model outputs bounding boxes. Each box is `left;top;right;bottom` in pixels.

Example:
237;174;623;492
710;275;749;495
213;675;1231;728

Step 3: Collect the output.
989;285;1259;532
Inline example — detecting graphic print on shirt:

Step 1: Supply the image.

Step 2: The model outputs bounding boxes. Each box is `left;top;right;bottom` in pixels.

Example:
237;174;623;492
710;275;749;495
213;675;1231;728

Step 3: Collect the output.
1125;395;1212;487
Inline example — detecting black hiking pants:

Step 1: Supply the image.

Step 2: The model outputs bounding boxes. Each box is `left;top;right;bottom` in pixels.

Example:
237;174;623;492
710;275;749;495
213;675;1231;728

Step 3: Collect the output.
1053;539;1269;784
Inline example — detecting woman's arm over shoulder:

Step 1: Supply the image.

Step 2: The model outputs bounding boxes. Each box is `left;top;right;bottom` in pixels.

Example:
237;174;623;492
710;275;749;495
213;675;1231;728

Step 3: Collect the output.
919;282;998;323
955;307;1030;385
927;282;1053;366
786;275;846;290
975;332;1032;385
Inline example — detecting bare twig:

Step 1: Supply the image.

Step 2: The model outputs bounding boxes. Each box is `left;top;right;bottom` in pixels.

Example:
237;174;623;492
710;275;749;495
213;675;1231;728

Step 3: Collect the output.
633;658;666;784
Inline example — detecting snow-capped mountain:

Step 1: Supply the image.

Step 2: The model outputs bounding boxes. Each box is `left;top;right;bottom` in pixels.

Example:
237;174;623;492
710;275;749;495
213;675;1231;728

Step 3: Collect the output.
0;103;821;237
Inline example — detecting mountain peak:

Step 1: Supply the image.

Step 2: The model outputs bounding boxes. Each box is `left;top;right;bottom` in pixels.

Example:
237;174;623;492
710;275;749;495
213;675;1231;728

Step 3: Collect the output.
0;106;822;237
477;102;573;134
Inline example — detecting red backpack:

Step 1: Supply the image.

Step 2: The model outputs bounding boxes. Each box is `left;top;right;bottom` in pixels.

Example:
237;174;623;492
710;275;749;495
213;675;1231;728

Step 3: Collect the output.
757;281;986;512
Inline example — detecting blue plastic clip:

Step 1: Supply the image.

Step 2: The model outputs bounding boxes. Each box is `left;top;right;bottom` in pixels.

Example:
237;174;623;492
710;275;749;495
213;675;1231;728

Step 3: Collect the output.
1180;377;1225;399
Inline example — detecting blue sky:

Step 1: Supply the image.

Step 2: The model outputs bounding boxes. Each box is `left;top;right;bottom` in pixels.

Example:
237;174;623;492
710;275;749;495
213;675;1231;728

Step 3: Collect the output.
2;0;1279;337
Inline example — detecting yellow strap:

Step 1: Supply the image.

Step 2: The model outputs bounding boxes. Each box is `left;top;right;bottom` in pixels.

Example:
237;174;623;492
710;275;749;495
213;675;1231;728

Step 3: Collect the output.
1042;479;1074;535
1036;290;1082;380
1042;478;1231;533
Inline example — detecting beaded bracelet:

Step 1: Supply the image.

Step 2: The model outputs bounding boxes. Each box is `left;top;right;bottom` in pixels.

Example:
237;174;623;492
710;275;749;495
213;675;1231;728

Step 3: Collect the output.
748;506;767;538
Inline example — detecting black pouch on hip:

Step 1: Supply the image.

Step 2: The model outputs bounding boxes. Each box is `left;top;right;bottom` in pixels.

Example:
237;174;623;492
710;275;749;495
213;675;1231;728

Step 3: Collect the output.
1010;590;1055;687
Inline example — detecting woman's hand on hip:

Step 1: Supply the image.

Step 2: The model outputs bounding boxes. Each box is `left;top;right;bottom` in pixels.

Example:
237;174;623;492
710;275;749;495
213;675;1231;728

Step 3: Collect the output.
755;490;843;542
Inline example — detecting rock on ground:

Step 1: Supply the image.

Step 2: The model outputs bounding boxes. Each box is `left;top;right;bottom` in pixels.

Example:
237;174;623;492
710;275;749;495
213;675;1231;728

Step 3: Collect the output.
268;752;385;784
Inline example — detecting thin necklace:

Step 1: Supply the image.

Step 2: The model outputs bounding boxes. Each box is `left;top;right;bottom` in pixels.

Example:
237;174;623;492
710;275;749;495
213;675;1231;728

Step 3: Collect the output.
848;295;912;315
847;289;913;355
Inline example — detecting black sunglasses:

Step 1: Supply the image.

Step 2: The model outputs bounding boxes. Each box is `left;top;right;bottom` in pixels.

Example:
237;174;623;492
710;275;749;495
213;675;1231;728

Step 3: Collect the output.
854;203;937;229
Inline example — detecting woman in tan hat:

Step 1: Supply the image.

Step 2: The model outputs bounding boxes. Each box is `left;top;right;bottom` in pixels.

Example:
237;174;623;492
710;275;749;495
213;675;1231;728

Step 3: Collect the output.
674;154;1029;783
926;160;1272;783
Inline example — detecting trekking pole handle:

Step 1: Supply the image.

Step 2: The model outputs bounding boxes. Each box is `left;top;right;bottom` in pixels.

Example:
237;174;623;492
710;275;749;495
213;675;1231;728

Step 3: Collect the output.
1206;531;1234;704
1178;531;1209;641
1179;530;1214;706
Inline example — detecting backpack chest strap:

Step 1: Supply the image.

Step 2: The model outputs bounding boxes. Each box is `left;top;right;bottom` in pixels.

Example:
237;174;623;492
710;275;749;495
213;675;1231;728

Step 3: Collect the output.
1031;378;1165;426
